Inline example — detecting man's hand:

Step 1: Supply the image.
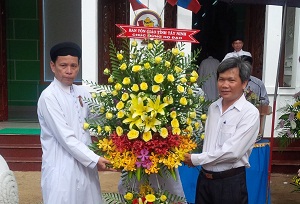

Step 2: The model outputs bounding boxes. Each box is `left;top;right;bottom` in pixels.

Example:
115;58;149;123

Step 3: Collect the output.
97;157;116;171
183;153;195;167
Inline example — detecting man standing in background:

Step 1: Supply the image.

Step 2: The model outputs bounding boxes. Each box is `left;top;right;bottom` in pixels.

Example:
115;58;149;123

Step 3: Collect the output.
223;36;251;61
198;51;220;101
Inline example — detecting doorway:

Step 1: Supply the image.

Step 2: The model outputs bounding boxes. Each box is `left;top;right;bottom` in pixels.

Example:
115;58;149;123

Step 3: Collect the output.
192;2;265;79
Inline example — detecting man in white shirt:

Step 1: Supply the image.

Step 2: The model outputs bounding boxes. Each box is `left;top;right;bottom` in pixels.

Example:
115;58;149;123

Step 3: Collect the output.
37;42;112;204
184;57;260;204
223;36;252;61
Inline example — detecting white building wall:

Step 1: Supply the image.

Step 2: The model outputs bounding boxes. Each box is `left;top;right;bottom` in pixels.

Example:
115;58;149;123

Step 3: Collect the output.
80;2;300;138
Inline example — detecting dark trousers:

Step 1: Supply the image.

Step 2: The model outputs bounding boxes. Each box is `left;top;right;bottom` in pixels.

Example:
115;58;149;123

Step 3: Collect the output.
195;168;248;204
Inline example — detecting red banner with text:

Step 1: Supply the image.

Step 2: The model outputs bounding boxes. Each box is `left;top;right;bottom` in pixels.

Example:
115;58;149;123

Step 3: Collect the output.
116;24;200;43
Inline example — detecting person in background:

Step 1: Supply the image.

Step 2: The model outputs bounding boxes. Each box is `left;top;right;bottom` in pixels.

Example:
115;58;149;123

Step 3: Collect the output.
184;57;260;204
37;42;113;204
223;36;251;61
241;55;269;105
198;51;220;101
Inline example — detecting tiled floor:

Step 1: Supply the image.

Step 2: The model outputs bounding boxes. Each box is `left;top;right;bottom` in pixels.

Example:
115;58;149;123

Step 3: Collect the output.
0;121;40;129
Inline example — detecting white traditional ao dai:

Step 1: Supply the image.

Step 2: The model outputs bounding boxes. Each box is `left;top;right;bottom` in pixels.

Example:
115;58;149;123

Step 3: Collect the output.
37;78;102;204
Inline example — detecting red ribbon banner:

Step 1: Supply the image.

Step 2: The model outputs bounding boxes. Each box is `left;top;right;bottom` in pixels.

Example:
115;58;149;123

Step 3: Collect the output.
116;24;200;43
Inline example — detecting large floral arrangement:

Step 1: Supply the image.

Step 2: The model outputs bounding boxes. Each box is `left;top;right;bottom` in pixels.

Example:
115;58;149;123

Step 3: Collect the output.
84;39;209;203
276;91;300;148
290;169;300;192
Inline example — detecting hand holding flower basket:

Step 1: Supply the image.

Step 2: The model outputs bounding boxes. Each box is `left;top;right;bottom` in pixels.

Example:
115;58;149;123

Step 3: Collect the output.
84;39;210;203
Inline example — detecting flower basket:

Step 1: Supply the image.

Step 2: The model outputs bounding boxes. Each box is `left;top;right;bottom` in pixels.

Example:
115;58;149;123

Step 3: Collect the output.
84;39;210;203
276;91;300;148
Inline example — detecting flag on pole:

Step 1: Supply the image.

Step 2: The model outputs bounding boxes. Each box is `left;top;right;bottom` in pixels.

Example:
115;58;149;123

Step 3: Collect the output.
129;0;148;11
167;0;201;14
166;0;178;6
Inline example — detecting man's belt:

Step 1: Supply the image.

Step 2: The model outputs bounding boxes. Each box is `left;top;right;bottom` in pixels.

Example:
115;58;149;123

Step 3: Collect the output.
201;166;245;180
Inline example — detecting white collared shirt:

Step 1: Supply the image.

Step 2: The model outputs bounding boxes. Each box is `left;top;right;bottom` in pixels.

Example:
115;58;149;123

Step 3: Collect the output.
191;94;260;172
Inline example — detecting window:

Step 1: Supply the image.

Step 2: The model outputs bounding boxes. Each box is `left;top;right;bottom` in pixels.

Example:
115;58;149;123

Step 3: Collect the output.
42;0;82;83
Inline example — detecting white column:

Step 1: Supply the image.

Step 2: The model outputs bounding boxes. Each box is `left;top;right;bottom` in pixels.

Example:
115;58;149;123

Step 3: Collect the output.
177;7;192;53
81;0;98;85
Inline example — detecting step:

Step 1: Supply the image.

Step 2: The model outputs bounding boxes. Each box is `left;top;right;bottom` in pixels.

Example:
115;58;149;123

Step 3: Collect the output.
0;135;40;145
0;144;42;158
4;156;41;171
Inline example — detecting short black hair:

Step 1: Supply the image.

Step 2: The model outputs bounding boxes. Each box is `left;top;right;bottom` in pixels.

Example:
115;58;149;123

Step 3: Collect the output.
217;57;251;83
50;42;81;62
231;35;244;43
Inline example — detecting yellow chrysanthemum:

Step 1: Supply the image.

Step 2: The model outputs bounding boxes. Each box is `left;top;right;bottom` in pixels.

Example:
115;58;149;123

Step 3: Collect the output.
189;111;196;118
180;77;187;83
120;63;127;70
152;85;160;93
131;84;139;92
147;43;153;50
194;122;201;130
201;114;207;120
116;101;124;110
172;127;181;135
188;88;193;95
170;111;177;119
124;192;133;201
144;62;151;69
160;195;167;202
83;122;89;130
160;128;168;138
142;131;152;142
108;76;114;83
191;70;199;77
174;66;182;73
97;125;102;134
165;61;171;68
127;129;139;140
116;126;123;136
186;117;192;125
100;106;105;113
297;111;300;120
167;74;175;82
180;51;185;56
155;56;162;64
104;126;111;132
177;85;185;93
171;118;179;128
103;68;110;75
117;110;125;118
106;112;113;120
122;77;131;85
131;40;137;47
132;65;141;72
172;47;179;55
112;90;118;96
154;74;164;84
140;82;148;90
190;76;197;83
100;91;107;97
145;194;156;202
154;39;160;44
114;83;122;91
121;93;129;101
117;53;123;60
180;97;188;105
163;96;173;104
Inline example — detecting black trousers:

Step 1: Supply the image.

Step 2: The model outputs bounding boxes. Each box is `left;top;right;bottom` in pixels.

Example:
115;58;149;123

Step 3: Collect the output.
195;169;248;204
